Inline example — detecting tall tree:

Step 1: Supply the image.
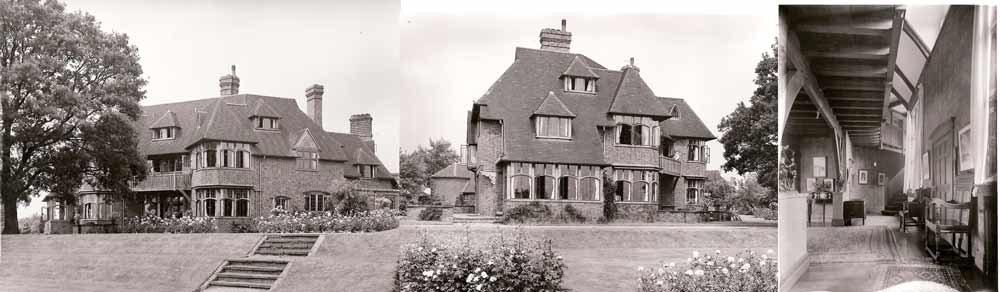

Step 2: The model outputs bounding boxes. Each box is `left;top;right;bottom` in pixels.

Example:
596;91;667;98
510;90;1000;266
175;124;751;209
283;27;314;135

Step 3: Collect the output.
717;41;778;196
398;139;460;203
1;0;148;234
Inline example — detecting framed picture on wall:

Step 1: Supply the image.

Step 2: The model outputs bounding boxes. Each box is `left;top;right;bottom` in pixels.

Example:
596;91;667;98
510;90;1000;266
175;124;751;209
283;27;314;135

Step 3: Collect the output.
858;169;869;185
813;156;827;177
806;178;816;192
878;172;886;186
822;178;835;192
958;125;973;172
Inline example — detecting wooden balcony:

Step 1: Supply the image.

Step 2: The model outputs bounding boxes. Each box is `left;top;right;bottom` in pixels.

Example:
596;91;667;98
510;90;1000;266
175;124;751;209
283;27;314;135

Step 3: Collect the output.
131;172;192;192
881;123;904;153
660;156;682;176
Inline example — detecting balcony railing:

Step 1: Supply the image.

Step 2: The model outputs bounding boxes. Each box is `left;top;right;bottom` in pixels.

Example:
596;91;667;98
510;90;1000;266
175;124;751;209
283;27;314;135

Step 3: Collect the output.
881;123;904;152
660;156;681;176
131;172;192;192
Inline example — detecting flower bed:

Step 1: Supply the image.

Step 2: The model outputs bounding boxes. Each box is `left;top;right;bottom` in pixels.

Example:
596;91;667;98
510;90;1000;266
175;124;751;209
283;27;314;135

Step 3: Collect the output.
120;215;217;233
637;249;778;292
396;231;566;292
253;208;399;233
752;207;777;221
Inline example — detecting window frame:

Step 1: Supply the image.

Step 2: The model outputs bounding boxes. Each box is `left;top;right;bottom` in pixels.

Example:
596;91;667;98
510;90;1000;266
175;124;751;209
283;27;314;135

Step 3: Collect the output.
535;116;572;139
563;77;596;93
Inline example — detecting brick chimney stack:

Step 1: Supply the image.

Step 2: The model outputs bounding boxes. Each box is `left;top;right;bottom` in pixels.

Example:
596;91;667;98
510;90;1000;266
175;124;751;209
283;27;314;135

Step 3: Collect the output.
350;113;374;151
306;84;324;128
219;65;240;95
540;19;571;52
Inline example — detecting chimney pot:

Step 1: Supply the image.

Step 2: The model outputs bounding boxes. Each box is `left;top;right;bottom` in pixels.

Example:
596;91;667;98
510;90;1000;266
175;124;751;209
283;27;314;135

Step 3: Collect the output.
349;113;374;151
539;19;572;52
306;84;324;128
219;65;240;95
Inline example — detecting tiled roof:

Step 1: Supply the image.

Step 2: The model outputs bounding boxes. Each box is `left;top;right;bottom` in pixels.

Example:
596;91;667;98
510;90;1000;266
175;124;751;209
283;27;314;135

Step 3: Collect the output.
327;131;394;180
149;111;178;128
431;163;474;179
138;94;355;163
532;91;575;117
608;68;671;118
657;97;716;140
250;99;282;118
562;56;599;78
473;47;689;165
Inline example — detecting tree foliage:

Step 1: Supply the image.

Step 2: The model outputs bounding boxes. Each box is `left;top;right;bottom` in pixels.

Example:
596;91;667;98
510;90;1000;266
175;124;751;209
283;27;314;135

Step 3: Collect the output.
702;172;735;209
1;0;148;233
718;41;778;195
398;139;460;203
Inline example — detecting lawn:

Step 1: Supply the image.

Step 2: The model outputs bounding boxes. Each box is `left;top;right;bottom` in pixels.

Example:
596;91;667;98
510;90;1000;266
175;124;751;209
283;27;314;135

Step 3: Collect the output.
0;224;776;292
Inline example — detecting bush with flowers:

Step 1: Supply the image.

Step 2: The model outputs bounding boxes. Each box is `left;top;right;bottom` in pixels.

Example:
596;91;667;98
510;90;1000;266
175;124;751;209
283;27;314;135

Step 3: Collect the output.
395;230;567;292
636;249;777;292
752;206;777;221
120;214;217;233
252;208;399;233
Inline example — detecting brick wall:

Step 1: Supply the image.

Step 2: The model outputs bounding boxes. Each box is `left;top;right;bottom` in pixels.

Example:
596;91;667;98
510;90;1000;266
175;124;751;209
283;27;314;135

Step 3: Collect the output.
431;177;468;206
252;157;347;215
475;121;503;172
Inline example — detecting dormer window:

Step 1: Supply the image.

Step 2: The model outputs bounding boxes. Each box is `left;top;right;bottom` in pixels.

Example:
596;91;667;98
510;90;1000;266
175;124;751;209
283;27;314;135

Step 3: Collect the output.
256;117;279;130
614;115;658;147
563;77;595;93
358;165;376;178
152;127;176;140
535;116;572;139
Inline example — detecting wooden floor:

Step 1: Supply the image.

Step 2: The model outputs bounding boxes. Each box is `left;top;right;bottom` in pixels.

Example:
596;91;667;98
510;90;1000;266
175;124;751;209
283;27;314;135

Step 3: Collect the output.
789;215;996;292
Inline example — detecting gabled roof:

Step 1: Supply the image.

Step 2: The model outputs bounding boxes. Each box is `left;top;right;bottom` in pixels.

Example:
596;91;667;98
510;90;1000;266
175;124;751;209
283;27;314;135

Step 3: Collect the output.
561;56;599;78
149;111;179;128
250;100;282;118
608;68;671;118
657;97;716;140
472;47;678;165
532;91;575;117
137;94;348;162
431;163;474;179
327;131;393;180
292;128;318;150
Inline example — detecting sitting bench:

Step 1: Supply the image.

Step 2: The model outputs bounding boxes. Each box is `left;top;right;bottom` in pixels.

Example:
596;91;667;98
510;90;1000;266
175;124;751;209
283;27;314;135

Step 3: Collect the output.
924;198;973;264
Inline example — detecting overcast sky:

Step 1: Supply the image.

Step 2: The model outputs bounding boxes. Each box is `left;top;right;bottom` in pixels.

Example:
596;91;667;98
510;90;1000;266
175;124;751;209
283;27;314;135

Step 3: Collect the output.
400;3;776;179
18;0;400;218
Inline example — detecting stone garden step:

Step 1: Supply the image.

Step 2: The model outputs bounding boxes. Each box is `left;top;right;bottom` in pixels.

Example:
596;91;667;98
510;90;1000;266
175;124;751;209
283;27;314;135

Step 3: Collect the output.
208;280;272;289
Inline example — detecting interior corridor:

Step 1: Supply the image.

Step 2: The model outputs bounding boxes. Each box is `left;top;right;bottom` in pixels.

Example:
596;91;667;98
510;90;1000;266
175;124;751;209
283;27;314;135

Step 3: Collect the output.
790;215;994;292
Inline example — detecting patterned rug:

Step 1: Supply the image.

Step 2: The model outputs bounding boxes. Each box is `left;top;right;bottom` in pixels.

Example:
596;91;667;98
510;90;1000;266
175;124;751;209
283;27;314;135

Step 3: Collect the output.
878;264;970;292
807;225;899;264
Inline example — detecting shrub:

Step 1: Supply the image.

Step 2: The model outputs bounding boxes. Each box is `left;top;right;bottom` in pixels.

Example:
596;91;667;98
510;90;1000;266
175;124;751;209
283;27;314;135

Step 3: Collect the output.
558;205;587;223
120;215;217;233
375;197;393;209
254;209;399;233
418;208;443;221
751;207;777;220
637;249;777;292
337;193;370;216
18;214;43;234
601;176;618;223
396;231;566;292
500;201;552;224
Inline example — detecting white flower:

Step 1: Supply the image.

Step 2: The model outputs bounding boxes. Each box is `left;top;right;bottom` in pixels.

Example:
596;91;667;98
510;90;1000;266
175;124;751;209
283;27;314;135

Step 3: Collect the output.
685;270;694;276
489;276;496;282
722;268;729;274
707;261;713;266
480;271;488;278
474;267;481;273
692;251;700;258
656;280;664;286
452;264;457;269
760;260;766;266
762;254;768;259
668;262;676;268
488;260;495;265
715;250;721;254
466;274;475;283
657;268;665;274
741;263;751;270
767;249;774;254
431;248;437;252
730;263;737;269
638;267;644;272
738;257;745;263
476;284;483;291
422;270;433;277
694;269;704;276
727;256;735;262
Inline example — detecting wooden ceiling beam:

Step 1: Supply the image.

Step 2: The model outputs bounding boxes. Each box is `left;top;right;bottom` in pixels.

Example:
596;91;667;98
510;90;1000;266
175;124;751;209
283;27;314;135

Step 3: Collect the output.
794;24;891;37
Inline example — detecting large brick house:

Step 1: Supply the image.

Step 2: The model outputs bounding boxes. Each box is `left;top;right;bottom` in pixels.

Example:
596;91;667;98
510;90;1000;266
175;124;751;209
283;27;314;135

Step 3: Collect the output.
459;21;715;219
42;68;398;234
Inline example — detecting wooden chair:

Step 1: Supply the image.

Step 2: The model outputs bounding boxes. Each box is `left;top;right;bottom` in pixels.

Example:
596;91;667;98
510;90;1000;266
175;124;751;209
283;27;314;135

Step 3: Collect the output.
924;198;973;263
899;200;925;232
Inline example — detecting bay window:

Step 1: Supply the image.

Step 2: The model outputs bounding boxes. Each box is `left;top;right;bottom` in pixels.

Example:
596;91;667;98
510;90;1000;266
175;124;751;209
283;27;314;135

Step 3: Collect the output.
688;140;710;162
614;116;657;147
686;179;704;205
